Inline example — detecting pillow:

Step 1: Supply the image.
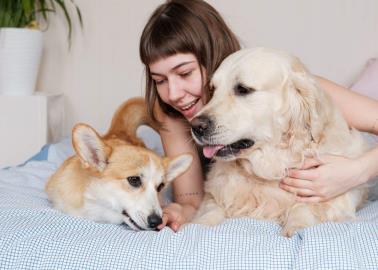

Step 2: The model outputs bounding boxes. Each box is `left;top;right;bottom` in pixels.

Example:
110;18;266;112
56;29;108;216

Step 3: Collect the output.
350;58;378;100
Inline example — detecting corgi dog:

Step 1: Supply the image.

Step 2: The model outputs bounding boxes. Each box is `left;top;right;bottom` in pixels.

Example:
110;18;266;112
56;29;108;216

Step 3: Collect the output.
46;97;192;231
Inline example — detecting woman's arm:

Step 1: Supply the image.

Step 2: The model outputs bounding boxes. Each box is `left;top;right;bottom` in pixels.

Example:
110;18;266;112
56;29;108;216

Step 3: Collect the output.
160;115;204;208
318;76;378;180
155;109;204;231
316;76;378;134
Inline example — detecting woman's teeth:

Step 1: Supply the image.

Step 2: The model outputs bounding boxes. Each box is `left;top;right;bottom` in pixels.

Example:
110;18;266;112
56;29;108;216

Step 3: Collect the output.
182;99;198;110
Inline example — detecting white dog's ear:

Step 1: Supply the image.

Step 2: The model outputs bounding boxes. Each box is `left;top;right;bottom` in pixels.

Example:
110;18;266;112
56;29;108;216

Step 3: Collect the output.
164;154;193;182
282;58;329;144
72;124;110;172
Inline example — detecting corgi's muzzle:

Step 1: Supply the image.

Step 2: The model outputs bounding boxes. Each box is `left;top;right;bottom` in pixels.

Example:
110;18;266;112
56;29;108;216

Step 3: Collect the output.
122;210;143;230
122;210;162;231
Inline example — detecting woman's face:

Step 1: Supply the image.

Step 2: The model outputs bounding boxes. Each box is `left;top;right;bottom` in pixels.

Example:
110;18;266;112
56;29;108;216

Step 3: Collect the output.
149;53;206;120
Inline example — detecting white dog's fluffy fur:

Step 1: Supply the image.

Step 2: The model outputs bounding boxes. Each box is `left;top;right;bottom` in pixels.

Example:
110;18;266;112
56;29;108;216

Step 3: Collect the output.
190;48;368;237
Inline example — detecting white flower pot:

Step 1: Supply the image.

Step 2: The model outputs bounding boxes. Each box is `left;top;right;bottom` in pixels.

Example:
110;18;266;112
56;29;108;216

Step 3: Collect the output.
0;28;43;96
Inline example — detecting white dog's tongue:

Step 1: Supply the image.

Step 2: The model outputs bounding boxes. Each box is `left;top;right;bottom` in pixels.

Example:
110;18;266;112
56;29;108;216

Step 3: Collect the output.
203;145;224;158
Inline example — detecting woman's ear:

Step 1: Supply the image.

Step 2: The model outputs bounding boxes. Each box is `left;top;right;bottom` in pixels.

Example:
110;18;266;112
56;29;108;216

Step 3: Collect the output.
72;124;110;172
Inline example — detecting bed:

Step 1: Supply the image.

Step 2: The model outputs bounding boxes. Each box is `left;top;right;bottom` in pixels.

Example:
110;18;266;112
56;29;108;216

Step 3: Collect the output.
1;125;378;270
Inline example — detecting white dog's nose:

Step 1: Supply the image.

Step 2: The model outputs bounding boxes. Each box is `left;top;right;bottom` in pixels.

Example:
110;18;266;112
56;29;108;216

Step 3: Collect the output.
191;115;212;138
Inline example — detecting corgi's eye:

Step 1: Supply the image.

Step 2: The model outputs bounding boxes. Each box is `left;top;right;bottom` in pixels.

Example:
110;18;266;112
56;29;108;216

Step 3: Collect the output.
157;183;165;192
127;176;142;188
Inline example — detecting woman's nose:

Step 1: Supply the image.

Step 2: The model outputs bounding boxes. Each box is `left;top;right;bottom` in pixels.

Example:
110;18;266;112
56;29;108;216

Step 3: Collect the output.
168;78;185;102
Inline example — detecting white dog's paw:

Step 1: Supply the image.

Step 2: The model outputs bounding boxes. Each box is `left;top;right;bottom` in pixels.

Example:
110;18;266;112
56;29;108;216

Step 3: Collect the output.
280;224;300;237
192;216;216;226
191;211;226;226
190;195;227;226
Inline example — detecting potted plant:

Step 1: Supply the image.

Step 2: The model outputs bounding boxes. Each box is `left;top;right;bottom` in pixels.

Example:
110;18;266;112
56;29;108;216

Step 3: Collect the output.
0;0;83;96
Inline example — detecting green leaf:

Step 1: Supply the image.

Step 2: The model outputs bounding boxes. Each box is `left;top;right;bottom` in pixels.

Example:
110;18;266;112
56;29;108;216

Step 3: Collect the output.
22;0;33;14
53;0;73;44
70;0;83;28
0;0;83;47
39;0;49;21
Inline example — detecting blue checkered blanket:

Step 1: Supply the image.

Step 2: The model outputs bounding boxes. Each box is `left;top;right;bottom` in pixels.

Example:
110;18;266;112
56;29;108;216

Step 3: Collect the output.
1;132;378;270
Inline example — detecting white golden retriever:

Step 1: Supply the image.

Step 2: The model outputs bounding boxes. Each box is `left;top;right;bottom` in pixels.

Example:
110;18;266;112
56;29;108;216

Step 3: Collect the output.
190;47;368;237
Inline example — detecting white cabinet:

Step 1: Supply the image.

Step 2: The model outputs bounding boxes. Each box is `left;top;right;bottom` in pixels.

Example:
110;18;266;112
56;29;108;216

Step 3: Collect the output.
0;92;64;168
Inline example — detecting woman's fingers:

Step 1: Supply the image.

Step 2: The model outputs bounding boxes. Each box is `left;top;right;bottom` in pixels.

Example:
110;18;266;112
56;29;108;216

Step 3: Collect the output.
288;167;319;181
158;203;184;231
279;183;315;197
295;196;323;203
170;222;180;232
300;157;323;170
157;214;168;230
161;216;182;232
280;177;313;189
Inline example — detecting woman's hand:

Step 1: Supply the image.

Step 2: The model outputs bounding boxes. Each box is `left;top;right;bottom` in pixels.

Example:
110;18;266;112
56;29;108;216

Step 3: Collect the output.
157;203;196;232
279;154;370;203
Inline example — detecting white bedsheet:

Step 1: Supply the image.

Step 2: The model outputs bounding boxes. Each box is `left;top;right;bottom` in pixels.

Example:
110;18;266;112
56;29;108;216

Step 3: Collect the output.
1;128;377;269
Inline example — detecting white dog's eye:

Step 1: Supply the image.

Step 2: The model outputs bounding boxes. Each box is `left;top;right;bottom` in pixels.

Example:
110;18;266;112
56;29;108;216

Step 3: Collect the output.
234;84;255;96
209;85;215;97
127;176;142;188
156;183;165;192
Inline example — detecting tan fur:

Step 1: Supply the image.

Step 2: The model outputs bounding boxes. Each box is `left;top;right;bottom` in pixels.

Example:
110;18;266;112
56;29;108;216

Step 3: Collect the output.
46;97;192;230
191;48;368;237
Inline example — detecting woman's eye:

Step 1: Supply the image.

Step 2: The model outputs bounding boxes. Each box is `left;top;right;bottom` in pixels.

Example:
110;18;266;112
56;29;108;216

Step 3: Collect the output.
127;176;142;188
180;71;192;77
156;183;165;192
154;79;165;85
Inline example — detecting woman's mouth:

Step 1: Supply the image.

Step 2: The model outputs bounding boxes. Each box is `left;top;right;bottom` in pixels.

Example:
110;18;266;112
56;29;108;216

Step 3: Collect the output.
179;98;200;118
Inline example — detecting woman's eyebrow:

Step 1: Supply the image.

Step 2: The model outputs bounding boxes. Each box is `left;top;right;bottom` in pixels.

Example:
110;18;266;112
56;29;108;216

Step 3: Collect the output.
150;61;195;76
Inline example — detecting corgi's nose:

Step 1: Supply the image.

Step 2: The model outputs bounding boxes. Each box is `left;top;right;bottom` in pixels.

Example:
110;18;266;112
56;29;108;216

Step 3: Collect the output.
147;214;162;229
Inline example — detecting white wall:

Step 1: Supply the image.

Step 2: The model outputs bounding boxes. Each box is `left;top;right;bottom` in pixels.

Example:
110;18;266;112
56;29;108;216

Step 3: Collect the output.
37;0;378;138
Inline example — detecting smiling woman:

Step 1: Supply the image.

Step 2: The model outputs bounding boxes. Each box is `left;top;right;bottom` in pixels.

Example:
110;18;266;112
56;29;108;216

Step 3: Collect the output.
149;53;205;120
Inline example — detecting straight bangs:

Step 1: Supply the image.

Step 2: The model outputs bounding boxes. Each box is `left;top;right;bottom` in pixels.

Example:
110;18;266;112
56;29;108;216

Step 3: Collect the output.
140;13;200;66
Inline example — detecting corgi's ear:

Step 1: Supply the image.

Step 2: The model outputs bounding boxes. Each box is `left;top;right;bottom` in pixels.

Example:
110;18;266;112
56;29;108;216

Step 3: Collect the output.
72;124;110;172
164;154;193;182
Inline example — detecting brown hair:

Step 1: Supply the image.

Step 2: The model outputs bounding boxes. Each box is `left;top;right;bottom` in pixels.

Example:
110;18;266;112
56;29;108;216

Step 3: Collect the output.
140;0;240;124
